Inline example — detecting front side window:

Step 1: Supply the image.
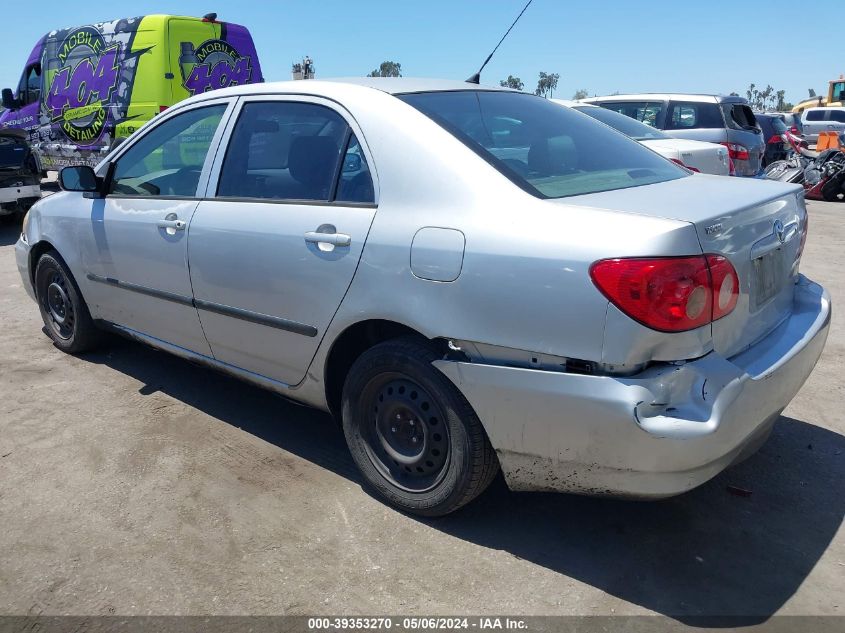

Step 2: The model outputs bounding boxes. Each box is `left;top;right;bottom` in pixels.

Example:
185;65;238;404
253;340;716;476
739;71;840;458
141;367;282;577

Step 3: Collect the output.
574;105;670;141
599;101;663;127
400;91;685;199
805;110;825;122
666;101;723;130
109;105;226;197
217;101;352;201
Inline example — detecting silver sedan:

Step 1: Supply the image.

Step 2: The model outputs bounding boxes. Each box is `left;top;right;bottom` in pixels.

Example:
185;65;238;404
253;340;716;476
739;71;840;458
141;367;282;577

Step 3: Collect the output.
15;78;830;516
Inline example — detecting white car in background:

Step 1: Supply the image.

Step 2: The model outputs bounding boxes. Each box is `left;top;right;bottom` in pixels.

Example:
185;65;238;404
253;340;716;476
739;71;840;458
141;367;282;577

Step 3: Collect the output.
553;100;731;176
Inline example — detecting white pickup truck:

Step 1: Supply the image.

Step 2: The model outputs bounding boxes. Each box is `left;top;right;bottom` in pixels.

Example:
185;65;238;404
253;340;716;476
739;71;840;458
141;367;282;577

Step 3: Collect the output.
0;128;41;218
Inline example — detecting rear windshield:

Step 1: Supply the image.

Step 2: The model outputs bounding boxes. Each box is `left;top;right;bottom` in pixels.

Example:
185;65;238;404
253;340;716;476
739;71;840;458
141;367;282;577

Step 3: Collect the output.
573;105;670;141
0;135;27;169
399;91;685;199
722;103;760;131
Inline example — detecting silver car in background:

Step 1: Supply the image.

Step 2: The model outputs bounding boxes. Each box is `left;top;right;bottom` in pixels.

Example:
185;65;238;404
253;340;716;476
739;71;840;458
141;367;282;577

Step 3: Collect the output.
552;99;730;175
16;79;830;516
582;93;766;177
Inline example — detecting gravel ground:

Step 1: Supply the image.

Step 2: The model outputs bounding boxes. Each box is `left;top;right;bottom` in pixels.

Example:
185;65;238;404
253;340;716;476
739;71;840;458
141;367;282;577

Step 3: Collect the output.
0;199;842;623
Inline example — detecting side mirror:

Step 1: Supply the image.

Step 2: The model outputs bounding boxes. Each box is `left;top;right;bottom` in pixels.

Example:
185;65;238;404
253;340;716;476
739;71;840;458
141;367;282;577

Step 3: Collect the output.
59;165;100;193
1;88;18;110
342;153;362;173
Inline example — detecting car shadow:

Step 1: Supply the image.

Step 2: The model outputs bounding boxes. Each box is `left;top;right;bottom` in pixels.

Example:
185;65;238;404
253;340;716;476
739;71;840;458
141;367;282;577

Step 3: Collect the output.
79;337;843;625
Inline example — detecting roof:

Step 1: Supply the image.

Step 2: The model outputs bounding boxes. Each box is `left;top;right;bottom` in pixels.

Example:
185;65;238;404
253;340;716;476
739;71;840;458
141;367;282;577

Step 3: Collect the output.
316;77;511;94
582;93;747;104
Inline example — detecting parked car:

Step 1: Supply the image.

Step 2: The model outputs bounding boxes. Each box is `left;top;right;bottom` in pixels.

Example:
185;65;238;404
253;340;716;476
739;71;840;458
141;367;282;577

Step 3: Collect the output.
0;128;41;218
0;13;263;170
756;113;791;166
17;79;830;516
800;107;845;145
553;100;730;175
776;112;804;138
581;93;766;177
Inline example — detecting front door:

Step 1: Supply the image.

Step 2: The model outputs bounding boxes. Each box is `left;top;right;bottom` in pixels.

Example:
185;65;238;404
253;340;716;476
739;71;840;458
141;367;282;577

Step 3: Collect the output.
188;98;378;385
81;100;232;355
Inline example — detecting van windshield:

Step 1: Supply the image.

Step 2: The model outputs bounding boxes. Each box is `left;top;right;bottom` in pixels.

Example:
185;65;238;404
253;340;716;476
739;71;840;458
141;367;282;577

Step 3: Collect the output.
399;91;686;199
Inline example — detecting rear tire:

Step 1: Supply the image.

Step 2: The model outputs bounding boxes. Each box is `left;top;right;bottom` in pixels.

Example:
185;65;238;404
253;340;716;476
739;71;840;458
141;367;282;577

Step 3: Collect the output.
34;251;102;353
341;337;499;517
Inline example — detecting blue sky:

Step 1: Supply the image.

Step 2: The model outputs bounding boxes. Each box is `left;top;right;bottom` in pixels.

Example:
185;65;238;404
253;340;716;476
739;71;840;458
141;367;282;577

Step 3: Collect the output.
2;0;838;105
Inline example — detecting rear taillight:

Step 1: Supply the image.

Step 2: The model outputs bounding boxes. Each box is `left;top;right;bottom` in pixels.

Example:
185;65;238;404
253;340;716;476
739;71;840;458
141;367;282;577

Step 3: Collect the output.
590;255;740;333
707;255;739;320
720;142;750;161
669;158;700;172
798;210;809;261
767;134;785;145
789;126;799;135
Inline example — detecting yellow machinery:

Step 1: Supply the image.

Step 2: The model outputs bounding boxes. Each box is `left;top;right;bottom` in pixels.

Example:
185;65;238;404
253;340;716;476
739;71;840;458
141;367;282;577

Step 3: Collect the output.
792;75;845;112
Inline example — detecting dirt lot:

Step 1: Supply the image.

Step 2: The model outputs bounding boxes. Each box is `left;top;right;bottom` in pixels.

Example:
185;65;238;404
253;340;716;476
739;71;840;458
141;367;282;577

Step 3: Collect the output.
0;199;842;623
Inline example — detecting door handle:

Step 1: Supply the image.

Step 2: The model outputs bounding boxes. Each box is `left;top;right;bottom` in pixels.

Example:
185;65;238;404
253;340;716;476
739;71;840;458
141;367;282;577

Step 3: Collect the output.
304;231;351;247
157;219;186;230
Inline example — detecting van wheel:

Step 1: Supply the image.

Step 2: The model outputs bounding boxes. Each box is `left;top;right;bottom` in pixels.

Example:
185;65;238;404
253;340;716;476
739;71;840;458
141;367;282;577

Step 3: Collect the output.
34;251;101;353
341;337;499;516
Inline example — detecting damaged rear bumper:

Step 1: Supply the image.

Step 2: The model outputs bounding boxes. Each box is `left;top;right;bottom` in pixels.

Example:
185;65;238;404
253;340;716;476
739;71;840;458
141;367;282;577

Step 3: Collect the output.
434;276;830;498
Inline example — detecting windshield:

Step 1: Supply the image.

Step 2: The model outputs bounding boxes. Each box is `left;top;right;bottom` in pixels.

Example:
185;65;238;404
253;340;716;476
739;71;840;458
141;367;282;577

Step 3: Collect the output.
572;105;670;141
399;91;685;199
0;135;27;169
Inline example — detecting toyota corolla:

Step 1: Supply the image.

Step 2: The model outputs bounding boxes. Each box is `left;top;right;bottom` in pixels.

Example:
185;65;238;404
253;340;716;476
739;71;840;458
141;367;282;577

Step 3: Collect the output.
16;79;830;516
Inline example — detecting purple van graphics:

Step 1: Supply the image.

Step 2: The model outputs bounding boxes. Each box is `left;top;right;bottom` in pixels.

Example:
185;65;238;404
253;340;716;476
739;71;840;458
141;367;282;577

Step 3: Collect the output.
180;38;253;96
46;27;121;144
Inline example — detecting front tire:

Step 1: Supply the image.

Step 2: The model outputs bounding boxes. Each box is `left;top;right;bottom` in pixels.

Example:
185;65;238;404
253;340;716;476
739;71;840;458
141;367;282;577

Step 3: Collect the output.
34;251;101;353
341;337;499;516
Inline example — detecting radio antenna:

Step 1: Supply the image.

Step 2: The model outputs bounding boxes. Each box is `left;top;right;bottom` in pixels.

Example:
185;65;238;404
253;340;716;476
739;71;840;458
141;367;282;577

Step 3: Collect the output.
466;0;533;84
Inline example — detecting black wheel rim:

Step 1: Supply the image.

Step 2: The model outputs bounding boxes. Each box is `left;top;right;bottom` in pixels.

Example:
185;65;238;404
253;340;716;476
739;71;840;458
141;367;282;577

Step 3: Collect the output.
41;270;75;340
360;374;450;493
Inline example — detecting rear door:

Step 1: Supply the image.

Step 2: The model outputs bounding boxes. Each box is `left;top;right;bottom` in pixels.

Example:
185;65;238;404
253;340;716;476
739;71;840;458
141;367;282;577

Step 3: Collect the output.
188;96;378;386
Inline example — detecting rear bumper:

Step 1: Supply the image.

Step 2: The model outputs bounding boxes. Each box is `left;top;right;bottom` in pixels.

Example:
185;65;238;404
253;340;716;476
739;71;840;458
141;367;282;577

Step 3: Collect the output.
434;275;830;497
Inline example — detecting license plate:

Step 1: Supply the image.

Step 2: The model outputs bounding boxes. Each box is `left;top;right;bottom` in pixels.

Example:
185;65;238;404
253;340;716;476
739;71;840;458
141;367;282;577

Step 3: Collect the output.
752;248;785;308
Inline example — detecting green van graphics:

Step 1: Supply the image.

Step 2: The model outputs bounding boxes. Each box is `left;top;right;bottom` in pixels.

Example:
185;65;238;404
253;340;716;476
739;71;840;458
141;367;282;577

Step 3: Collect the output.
0;14;263;169
179;39;253;96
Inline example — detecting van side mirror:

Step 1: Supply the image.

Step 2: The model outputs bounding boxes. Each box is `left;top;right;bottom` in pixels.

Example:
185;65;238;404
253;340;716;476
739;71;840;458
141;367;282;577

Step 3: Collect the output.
59;165;100;194
1;88;18;110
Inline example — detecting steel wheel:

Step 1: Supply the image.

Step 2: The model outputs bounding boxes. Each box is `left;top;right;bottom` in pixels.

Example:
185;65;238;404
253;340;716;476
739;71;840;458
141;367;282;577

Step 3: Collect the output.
41;269;76;340
363;374;451;492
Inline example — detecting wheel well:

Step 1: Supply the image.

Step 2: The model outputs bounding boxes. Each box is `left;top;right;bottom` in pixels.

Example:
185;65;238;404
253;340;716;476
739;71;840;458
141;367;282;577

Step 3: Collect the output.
28;240;55;284
324;320;433;418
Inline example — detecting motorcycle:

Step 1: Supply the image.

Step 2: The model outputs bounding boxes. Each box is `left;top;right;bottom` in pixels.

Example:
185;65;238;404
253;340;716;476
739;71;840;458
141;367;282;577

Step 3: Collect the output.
765;132;845;201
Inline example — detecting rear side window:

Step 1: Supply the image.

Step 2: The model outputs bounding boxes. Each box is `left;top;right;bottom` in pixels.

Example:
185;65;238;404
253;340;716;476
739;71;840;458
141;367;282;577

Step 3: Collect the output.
400;91;685;199
217;101;368;202
829;111;845;123
722;104;759;131
598;101;663;127
666;101;723;130
805;110;825;122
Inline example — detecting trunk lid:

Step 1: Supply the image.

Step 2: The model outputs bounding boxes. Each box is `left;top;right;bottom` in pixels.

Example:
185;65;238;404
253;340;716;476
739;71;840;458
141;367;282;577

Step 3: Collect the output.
641;138;730;175
567;175;805;358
